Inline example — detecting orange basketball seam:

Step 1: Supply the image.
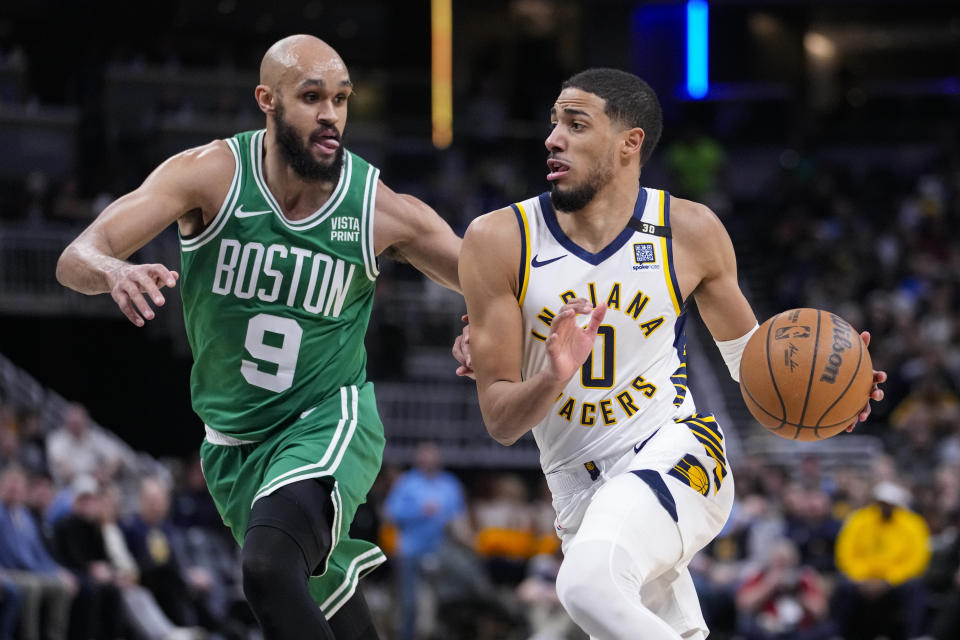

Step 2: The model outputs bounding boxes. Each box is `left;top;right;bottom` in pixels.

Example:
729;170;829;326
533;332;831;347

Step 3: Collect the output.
797;309;822;429
763;314;787;430
815;326;865;433
741;378;788;430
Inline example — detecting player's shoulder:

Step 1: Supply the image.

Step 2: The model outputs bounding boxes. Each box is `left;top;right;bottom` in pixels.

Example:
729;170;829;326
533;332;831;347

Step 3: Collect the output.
460;206;522;274
152;139;236;190
170;139;236;173
464;206;519;243
668;195;727;244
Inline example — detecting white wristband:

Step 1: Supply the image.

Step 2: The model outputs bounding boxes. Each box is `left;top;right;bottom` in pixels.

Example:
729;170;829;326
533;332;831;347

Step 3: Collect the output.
715;323;759;383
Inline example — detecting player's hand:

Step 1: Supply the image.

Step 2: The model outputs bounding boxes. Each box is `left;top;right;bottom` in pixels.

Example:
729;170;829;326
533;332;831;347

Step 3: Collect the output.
106;263;179;327
545;298;606;383
452;314;475;379
846;331;886;432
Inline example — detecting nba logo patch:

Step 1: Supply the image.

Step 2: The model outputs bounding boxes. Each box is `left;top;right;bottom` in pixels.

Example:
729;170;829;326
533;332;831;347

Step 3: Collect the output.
667;454;710;496
633;243;655;264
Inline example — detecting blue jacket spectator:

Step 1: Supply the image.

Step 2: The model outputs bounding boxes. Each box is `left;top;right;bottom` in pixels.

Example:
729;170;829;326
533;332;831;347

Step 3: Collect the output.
384;442;467;640
385;443;466;558
0;464;74;640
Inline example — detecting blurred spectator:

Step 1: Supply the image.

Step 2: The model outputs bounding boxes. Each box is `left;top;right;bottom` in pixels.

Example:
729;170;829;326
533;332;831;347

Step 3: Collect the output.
170;455;220;532
24;471;56;547
45;404;131;486
783;488;841;574
515;551;584;640
473;473;536;585
833;481;931;640
384;442;468;640
735;539;834;640
14;408;47;474
121;477;216;632
0;428;18;470
52;475;122;640
0;464;75;640
99;484;202;640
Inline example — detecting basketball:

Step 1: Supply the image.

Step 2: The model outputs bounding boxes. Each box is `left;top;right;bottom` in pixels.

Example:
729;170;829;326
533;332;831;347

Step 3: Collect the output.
739;308;873;441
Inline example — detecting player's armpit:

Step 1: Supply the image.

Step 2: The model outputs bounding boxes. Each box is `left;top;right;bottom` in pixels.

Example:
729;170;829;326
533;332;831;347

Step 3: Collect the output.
373;185;461;292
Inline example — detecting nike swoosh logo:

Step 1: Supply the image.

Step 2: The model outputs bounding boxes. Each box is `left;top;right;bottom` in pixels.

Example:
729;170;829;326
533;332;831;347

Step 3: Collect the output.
234;205;272;218
634;427;661;453
531;254;567;268
299;407;317;420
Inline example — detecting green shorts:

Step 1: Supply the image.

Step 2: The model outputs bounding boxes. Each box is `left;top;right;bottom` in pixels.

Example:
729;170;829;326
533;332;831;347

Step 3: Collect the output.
199;382;386;617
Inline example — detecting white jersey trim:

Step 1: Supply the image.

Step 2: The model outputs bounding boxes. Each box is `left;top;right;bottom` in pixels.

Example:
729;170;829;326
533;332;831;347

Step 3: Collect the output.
180;137;241;252
360;167;380;281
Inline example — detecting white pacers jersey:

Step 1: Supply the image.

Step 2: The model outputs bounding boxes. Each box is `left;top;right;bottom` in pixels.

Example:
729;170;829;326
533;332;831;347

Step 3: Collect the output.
514;187;696;474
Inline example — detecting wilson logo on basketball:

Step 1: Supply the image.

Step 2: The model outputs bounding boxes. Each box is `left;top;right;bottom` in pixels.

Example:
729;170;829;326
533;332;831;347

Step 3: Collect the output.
819;315;854;384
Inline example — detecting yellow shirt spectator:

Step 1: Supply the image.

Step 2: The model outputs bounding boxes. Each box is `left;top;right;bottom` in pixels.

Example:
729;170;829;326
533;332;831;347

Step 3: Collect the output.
835;483;931;586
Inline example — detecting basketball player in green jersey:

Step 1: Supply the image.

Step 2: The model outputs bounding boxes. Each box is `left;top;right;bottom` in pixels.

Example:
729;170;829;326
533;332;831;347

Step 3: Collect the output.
56;35;460;639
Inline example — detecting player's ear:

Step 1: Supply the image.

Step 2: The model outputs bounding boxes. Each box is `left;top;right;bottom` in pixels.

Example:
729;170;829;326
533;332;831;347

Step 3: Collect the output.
622;127;645;161
255;85;275;115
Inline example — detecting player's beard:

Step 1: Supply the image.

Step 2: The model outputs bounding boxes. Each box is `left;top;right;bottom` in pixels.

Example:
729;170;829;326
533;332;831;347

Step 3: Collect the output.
274;102;344;182
550;156;614;213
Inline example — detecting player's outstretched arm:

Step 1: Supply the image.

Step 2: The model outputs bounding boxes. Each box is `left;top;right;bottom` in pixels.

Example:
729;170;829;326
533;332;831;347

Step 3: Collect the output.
56;141;234;326
676;197;885;426
374;184;462;292
460;209;604;445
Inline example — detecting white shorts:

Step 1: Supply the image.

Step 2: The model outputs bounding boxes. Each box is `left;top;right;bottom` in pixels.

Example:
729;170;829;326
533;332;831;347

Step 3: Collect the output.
546;413;734;565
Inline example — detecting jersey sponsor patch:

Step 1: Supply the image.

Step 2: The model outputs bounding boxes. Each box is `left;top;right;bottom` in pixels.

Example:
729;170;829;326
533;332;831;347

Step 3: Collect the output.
633;243;655;264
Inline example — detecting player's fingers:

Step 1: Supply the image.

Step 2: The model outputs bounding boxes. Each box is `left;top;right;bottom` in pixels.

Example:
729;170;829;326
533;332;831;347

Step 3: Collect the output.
111;290;145;327
463;324;470;344
874;370;887;384
585;303;608;333
135;272;166;307
560;298;593;315
121;280;155;321
452;335;467;365
460;314;469;324
871;387;884;402
860;330;871;348
145;264;177;289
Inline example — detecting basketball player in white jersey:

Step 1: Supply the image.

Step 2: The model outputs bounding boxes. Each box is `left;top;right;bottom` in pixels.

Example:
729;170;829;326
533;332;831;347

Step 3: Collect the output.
456;69;886;639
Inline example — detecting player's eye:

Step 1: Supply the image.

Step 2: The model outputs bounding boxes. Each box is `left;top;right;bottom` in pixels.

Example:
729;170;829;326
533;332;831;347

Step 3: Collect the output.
570;122;585;131
334;93;348;104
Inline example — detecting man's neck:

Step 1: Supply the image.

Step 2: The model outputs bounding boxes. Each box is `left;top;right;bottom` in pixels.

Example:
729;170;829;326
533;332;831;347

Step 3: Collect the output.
555;179;641;253
262;136;338;221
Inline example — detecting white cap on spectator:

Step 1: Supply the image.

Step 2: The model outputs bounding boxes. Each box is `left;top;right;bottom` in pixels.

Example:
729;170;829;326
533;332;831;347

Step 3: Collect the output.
873;481;910;508
71;474;99;497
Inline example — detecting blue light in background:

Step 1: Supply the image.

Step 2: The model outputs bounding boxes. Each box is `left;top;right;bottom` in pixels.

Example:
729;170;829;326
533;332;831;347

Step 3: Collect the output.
686;0;709;99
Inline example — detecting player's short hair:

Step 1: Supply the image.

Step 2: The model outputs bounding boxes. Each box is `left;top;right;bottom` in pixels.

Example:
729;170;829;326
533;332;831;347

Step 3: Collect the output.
562;68;663;166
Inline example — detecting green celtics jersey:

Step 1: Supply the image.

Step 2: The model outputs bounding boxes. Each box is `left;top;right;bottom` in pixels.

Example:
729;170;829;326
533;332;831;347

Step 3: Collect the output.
179;129;380;440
